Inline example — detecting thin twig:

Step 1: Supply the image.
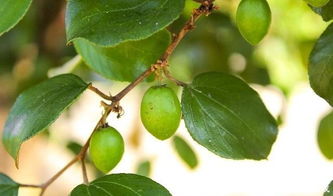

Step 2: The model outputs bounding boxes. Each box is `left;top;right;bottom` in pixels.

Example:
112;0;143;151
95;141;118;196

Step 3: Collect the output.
38;105;113;196
39;157;79;195
19;184;41;188
81;154;89;184
111;65;160;102
88;84;113;100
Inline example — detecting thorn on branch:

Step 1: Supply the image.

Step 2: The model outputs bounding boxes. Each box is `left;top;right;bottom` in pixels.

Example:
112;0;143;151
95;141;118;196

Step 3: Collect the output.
100;101;124;119
116;107;124;119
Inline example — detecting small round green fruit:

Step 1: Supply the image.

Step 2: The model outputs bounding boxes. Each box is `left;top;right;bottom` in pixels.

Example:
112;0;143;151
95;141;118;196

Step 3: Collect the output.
304;0;329;7
140;85;181;140
236;0;271;45
89;127;124;173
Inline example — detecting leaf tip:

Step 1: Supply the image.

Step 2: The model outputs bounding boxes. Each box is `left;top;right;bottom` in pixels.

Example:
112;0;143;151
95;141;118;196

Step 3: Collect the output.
14;150;20;169
15;160;19;169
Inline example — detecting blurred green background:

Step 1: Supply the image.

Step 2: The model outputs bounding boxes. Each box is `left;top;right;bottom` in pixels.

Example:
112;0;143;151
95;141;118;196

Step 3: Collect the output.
0;0;331;195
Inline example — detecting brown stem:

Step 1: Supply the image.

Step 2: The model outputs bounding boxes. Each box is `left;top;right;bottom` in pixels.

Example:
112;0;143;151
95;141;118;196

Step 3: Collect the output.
161;9;200;60
19;184;41;188
112;2;216;102
38;105;113;196
39;157;79;196
81;155;89;184
88;84;113;100
111;65;159;102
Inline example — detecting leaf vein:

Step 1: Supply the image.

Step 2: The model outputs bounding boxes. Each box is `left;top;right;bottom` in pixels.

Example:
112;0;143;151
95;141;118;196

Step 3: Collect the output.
93;181;141;196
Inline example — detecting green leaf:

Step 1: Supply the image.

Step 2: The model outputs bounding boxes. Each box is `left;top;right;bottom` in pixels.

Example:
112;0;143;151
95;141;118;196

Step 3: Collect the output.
311;0;333;22
309;23;333;106
0;173;19;196
136;160;151;177
172;135;198;169
74;30;170;82
317;111;333;159
2;74;89;166
70;173;172;196
66;0;185;47
66;141;83;155
325;180;333;196
0;0;32;36
181;72;278;160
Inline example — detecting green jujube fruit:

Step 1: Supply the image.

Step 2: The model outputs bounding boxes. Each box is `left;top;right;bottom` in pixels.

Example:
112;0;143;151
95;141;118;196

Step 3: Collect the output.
304;0;329;7
317;112;333;159
89;127;124;173
140;85;181;140
236;0;271;45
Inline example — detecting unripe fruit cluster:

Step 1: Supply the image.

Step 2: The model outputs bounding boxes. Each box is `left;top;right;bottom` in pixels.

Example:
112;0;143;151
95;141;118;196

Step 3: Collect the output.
89;85;181;173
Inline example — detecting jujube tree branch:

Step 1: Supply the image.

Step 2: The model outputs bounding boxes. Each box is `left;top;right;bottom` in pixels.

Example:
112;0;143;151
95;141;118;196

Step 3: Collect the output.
15;1;217;195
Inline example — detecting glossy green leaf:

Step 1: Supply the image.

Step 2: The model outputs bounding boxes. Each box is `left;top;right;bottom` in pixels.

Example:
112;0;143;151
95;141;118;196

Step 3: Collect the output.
317;111;333;159
0;0;32;36
172;135;198;169
136;160;151;177
2;74;89;166
324;180;333;196
70;173;171;196
0;173;19;196
74;30;170;82
181;72;278;160
66;0;185;47
311;0;333;21
309;23;333;106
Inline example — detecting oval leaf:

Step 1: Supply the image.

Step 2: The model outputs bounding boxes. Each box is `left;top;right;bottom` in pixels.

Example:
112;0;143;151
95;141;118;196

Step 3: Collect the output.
2;74;89;166
172;135;198;169
66;0;185;47
0;0;32;36
70;173;172;196
74;30;170;82
181;72;278;160
309;23;333;106
317;111;333;159
325;180;333;196
0;173;19;196
311;1;333;22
